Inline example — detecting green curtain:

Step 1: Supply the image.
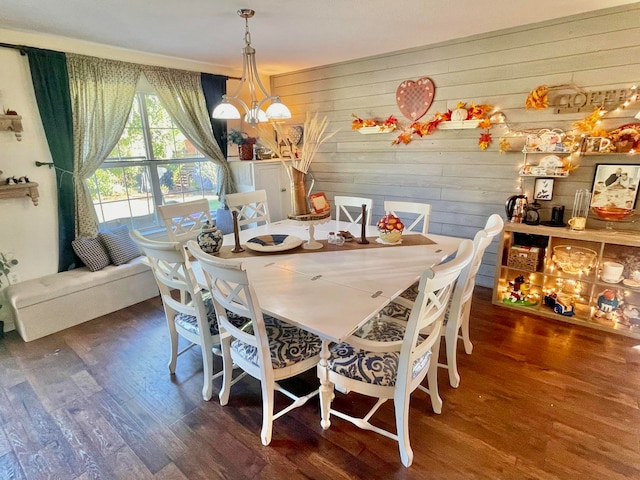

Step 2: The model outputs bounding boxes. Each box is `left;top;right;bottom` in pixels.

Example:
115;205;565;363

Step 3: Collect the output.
200;73;228;158
26;47;76;272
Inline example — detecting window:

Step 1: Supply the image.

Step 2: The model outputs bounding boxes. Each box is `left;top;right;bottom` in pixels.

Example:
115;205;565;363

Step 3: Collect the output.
89;93;220;232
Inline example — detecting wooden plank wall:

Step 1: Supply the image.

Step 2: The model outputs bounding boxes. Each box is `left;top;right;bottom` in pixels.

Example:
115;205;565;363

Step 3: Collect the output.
270;4;640;288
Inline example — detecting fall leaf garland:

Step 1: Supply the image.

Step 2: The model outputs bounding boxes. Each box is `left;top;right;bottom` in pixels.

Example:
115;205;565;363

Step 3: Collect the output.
351;102;493;150
525;85;549;110
571;107;607;136
351;114;398;131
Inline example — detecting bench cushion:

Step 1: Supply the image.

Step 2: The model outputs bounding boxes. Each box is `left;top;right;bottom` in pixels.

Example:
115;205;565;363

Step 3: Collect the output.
5;257;158;341
8;257;149;308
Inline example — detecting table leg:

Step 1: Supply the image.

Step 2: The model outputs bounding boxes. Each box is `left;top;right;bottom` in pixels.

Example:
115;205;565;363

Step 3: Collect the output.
303;223;323;250
318;339;334;429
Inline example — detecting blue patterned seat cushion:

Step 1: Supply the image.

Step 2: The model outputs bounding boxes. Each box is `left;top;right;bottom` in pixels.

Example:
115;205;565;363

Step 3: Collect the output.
175;296;247;337
328;318;430;387
399;281;420;302
231;316;322;370
382;294;452;325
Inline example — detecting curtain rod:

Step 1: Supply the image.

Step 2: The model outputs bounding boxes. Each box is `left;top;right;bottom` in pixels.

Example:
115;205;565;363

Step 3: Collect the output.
0;41;242;80
0;42;27;55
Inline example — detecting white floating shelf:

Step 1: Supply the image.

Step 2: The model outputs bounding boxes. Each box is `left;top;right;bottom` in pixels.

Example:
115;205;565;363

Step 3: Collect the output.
437;120;480;130
519;171;569;178
522;147;574;154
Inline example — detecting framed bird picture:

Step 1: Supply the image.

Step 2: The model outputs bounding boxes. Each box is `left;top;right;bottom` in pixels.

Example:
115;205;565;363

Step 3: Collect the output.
534;178;554;201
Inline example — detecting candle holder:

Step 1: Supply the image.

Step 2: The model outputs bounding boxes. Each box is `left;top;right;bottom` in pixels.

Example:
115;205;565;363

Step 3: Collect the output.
231;211;245;253
356;204;370;244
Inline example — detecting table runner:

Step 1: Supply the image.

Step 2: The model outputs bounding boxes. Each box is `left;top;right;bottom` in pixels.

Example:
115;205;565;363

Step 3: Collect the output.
215;234;436;259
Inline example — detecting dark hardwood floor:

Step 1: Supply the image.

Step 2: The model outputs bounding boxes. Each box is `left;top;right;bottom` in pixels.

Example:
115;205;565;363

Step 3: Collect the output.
1;287;639;479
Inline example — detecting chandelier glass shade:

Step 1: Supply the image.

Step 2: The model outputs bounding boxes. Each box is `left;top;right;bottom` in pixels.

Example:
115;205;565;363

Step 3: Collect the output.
212;9;291;126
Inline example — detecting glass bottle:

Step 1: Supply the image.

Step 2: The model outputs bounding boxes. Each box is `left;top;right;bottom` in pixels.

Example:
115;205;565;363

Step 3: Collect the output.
569;189;590;231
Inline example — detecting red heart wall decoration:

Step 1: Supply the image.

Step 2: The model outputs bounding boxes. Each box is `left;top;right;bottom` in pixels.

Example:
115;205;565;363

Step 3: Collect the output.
396;77;436;121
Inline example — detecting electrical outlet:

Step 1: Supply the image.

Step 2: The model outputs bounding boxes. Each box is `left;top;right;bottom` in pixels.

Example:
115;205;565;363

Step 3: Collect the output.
8;272;20;284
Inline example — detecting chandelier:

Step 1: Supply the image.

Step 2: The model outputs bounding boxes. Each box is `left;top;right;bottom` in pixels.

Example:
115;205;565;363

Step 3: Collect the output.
212;9;291;126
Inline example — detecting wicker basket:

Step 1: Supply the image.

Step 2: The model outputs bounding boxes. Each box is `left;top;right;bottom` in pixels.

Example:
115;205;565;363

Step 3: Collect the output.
507;245;543;272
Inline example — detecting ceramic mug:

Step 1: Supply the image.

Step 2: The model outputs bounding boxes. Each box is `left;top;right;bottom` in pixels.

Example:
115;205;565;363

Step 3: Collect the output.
585;137;612;153
630;270;640;282
602;261;624;282
568;216;586;231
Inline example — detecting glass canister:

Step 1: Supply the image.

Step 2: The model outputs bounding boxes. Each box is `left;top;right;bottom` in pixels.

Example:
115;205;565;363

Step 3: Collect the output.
569;189;591;231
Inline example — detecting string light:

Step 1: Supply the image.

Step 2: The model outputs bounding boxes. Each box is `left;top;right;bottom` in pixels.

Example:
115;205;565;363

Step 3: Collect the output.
502;83;639;154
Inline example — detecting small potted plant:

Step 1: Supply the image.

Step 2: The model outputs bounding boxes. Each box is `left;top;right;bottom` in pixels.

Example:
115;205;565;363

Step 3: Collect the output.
227;129;257;160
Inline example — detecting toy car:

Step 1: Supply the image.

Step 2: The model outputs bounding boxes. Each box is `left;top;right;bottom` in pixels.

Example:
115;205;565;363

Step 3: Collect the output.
544;293;575;316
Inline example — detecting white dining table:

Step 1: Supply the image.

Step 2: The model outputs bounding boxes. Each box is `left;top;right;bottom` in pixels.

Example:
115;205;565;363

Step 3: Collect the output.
204;218;463;429
215;219;461;342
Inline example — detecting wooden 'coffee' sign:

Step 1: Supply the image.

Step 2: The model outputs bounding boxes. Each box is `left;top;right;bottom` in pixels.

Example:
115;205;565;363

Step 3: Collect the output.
396;77;435;121
551;88;635;114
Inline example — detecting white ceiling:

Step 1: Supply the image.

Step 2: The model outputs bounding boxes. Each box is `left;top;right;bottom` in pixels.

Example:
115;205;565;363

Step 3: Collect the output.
0;0;637;74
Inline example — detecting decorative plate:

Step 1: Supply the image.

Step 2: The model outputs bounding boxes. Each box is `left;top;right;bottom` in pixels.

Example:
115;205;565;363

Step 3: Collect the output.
538;155;563;168
245;234;304;253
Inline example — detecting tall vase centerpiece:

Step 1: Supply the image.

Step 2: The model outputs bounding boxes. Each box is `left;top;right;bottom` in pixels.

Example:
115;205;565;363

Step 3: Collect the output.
260;112;337;218
287;165;315;216
258;113;338;249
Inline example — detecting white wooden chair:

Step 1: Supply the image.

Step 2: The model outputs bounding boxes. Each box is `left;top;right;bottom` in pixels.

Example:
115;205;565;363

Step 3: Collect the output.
334;195;373;225
319;240;473;467
157;198;212;244
383;200;432;234
225;190;271;228
130;230;246;401
187;240;321;446
384;213;504;387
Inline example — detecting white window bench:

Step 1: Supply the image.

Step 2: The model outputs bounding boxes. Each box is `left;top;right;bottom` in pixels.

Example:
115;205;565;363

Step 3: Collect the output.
4;257;158;341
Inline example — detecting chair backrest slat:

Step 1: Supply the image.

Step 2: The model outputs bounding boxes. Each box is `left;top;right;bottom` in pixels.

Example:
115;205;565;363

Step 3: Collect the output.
383;200;432;234
188;241;270;362
447;213;504;331
226;190;271;228
334;196;373;225
158;198;213;244
399;239;473;381
131;230;206;321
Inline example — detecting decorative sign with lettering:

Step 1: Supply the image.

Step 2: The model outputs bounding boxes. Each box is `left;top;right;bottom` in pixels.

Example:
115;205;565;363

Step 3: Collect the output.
551;88;635;114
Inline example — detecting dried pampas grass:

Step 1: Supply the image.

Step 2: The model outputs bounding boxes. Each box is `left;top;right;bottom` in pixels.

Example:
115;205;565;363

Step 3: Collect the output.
259;112;337;174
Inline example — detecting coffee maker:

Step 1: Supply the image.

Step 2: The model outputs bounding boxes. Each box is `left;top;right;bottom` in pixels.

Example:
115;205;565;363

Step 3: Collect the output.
505;195;528;223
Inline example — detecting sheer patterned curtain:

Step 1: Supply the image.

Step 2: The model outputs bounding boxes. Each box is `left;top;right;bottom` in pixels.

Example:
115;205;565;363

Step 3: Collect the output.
143;68;236;203
67;54;141;237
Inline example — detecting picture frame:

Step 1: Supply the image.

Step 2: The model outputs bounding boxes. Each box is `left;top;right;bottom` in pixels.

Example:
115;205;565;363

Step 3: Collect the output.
590;164;640;210
309;192;330;214
533;178;554;201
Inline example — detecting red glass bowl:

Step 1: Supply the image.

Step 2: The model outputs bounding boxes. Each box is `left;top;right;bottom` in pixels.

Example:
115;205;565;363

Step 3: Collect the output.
591;206;635;221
